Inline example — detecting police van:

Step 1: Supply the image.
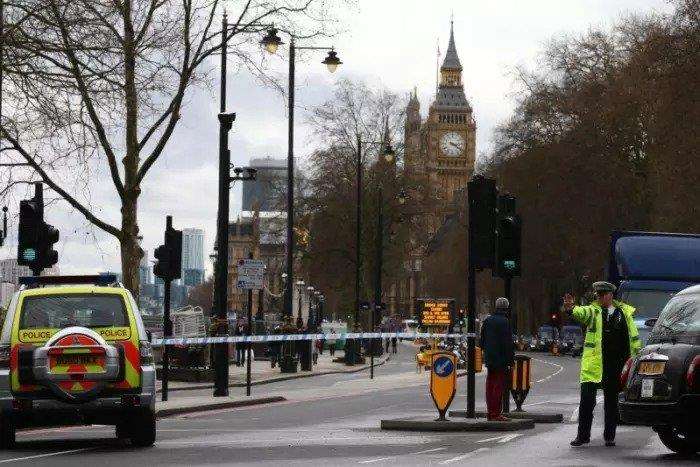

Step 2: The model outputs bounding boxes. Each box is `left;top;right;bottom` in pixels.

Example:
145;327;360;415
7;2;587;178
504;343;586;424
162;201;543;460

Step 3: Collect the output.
0;275;156;448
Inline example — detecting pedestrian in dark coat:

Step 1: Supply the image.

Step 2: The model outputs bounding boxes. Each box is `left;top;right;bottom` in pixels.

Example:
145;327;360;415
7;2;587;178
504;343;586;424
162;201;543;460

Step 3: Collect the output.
479;297;515;421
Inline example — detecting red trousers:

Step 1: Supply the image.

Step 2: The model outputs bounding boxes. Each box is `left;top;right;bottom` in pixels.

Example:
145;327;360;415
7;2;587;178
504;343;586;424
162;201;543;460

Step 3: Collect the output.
485;368;507;419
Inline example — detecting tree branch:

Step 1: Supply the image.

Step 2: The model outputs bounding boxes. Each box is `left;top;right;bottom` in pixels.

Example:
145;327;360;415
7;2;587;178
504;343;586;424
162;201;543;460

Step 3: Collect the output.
1;126;122;238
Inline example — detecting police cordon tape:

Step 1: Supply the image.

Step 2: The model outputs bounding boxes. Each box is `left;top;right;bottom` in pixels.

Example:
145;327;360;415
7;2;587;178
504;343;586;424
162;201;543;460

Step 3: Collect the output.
151;332;476;347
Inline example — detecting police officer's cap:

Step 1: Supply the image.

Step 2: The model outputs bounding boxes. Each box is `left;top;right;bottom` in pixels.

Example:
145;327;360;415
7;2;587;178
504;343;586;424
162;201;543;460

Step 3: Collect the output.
592;281;616;293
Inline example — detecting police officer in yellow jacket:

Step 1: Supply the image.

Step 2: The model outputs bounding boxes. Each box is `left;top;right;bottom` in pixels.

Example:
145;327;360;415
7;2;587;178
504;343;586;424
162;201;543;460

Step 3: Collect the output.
563;281;641;447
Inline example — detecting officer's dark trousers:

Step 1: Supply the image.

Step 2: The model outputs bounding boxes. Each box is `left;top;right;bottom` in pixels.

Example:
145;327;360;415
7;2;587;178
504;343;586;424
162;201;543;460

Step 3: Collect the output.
577;382;619;441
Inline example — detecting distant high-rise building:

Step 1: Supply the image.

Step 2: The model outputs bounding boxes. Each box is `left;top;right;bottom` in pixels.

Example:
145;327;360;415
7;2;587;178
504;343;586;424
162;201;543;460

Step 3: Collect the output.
182;228;205;270
241;157;287;212
139;249;152;286
182;228;205;286
0;258;59;285
0;258;31;285
1;282;16;308
183;269;205;287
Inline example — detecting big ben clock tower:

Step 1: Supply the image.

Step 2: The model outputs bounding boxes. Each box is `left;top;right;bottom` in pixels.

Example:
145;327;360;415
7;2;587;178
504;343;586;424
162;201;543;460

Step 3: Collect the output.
424;20;476;205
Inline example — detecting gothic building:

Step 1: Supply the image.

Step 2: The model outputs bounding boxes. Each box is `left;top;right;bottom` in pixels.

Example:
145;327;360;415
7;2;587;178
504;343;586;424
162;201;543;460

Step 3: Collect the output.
404;20;476;215
391;21;476;316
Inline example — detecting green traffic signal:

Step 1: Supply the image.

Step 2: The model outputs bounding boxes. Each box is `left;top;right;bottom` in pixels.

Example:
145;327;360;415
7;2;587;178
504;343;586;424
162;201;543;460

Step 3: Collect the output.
21;248;37;262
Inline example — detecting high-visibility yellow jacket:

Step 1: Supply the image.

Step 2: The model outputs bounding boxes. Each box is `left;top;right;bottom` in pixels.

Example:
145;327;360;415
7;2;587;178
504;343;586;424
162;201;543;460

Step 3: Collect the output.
569;300;642;383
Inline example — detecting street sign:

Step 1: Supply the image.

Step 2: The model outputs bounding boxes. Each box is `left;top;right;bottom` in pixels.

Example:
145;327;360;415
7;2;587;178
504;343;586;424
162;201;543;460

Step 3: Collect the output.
236;258;266;290
430;352;457;421
416;298;455;327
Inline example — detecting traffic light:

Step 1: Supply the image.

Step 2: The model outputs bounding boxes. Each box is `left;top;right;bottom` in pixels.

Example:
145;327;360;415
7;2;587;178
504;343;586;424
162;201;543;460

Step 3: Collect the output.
153;216;182;282
17;198;42;267
17;183;59;275
38;223;59;270
495;214;522;277
467;176;497;269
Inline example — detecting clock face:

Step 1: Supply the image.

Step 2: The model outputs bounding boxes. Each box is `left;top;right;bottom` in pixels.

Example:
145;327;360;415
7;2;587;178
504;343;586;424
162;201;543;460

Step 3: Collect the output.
440;132;465;157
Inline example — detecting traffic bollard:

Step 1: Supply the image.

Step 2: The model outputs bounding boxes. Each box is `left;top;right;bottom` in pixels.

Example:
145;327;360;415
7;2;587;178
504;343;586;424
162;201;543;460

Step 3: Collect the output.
510;354;531;412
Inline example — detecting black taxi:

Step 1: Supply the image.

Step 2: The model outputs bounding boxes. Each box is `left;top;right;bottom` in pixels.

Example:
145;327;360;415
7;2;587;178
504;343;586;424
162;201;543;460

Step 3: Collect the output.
620;285;700;455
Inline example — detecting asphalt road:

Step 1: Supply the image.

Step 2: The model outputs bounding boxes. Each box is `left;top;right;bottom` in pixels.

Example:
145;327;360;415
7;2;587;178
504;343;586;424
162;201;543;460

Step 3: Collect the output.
3;343;698;466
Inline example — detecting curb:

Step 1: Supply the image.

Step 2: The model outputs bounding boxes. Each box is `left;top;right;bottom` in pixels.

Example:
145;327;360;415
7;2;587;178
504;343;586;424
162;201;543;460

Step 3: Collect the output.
156;356;391;393
156;395;286;418
157;354;392;393
449;410;563;424
380;417;534;432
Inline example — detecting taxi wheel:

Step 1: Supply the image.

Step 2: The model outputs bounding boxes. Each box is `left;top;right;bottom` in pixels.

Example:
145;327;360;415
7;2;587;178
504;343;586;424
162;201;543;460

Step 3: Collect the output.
657;427;699;455
0;416;16;449
130;410;156;448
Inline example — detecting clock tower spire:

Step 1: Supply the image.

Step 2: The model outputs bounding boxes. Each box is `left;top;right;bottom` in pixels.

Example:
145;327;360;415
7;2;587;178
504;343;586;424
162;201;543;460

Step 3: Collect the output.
425;18;476;208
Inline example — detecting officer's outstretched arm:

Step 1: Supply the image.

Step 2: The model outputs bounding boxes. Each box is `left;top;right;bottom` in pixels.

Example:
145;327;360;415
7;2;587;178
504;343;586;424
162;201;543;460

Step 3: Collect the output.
568;306;592;326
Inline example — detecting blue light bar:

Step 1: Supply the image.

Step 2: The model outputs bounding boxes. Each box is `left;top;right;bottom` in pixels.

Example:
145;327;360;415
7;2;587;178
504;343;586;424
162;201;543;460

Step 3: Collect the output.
18;274;118;287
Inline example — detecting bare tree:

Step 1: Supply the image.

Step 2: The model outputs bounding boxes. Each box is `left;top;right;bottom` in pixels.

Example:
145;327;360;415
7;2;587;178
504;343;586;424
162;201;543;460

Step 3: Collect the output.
0;0;342;295
303;79;439;319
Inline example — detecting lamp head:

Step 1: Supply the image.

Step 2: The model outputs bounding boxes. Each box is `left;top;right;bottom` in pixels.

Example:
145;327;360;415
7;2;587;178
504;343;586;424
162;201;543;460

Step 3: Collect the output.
322;49;342;73
261;28;283;55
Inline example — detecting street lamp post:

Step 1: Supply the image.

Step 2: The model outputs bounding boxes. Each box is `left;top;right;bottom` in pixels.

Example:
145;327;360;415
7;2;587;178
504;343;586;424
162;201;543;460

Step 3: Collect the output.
260;26;341;371
347;137;394;367
370;143;395;378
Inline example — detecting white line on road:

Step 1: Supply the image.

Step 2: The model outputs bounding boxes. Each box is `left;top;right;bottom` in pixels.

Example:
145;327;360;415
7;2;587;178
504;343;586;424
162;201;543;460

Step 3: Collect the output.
0;448;93;464
570;394;604;422
476;433;521;444
412;447;448;455
358;447;447;464
522;399;551;407
531;358;565;383
358;457;392;464
440;448;491;464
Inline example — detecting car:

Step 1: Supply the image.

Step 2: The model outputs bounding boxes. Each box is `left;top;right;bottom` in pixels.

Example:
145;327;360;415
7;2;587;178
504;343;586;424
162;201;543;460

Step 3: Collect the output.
0;275;156;449
560;325;583;357
536;324;559;351
619;285;700;455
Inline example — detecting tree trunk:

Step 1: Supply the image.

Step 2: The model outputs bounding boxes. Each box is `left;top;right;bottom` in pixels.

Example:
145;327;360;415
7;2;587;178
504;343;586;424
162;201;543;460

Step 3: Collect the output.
120;0;142;299
121;195;142;298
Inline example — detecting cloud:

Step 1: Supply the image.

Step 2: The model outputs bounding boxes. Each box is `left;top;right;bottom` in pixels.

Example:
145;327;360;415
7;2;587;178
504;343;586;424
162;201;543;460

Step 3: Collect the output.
0;0;674;276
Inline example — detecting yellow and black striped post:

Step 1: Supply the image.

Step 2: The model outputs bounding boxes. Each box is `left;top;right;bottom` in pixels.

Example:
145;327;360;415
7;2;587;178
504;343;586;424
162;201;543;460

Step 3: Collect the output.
510;354;531;412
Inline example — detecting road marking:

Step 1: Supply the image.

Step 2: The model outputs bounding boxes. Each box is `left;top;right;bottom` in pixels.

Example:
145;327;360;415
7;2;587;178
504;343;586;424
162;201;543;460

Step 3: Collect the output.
476;433;521;444
412;447;448;455
531;358;564;383
440;447;490;464
358;447;447;464
0;448;93;464
359;457;393;464
523;400;551;407
570;394;604;422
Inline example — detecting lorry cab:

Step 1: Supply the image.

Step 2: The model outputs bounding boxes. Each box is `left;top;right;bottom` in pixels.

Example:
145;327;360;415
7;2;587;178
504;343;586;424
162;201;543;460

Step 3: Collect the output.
609;231;700;343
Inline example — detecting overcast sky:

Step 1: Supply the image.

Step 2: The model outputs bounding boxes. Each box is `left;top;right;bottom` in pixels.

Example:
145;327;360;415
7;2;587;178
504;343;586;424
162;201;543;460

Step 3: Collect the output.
0;0;675;278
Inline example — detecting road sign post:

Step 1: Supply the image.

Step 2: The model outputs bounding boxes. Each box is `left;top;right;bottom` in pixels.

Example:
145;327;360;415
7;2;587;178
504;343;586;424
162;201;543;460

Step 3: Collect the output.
236;257;265;395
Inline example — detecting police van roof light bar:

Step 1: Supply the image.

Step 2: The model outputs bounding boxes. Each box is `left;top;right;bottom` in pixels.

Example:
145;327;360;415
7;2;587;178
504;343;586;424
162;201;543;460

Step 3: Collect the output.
18;274;118;288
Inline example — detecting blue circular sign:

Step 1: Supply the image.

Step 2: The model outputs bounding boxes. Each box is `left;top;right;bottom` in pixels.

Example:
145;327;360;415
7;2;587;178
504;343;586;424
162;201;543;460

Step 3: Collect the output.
433;356;454;377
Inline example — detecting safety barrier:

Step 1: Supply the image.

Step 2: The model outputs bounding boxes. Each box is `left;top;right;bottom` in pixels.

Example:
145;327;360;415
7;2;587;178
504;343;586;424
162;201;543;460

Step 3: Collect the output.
152;332;475;347
510;354;531;411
